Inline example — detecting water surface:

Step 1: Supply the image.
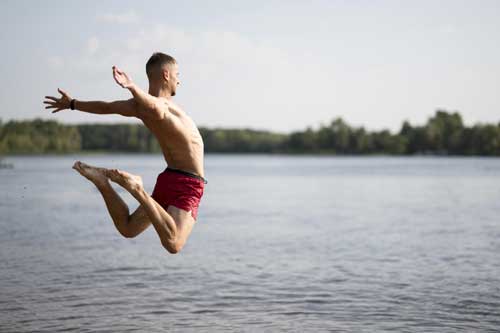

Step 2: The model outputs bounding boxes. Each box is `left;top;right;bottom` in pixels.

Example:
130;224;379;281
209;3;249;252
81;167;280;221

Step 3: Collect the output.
1;155;500;332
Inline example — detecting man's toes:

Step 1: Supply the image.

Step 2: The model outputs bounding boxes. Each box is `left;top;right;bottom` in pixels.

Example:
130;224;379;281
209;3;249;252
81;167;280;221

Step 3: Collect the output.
74;161;85;172
73;166;84;176
80;162;92;169
79;163;91;171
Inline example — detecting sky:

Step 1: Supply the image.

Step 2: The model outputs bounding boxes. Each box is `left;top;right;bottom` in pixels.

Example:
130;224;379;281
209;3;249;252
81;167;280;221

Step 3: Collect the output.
0;0;499;133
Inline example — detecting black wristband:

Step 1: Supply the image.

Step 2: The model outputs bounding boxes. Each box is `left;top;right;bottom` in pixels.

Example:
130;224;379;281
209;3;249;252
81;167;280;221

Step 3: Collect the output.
70;99;76;110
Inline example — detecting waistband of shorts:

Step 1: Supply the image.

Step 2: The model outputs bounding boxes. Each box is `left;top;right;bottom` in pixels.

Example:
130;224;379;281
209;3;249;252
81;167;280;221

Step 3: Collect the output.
165;167;208;184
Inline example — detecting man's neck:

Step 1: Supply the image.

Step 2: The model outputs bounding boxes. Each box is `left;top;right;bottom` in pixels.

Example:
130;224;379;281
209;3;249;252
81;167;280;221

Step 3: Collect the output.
148;85;172;100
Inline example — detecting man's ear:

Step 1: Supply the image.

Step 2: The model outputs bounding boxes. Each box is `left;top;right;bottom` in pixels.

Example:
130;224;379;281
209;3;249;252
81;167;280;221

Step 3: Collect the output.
162;68;170;82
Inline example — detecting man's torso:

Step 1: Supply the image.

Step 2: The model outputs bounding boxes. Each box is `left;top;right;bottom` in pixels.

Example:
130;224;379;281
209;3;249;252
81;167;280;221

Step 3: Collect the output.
135;100;204;177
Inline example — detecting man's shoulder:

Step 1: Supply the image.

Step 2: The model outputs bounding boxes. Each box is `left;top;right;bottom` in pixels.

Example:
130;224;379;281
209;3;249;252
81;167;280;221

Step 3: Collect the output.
166;100;184;116
133;97;168;120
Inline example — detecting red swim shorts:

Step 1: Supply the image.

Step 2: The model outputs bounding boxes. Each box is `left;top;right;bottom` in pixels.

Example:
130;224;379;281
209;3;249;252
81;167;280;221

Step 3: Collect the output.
151;167;206;220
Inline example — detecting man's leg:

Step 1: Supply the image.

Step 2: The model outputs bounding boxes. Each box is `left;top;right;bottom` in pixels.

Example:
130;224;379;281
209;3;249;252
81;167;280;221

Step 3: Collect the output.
73;161;193;254
105;167;195;254
73;162;151;238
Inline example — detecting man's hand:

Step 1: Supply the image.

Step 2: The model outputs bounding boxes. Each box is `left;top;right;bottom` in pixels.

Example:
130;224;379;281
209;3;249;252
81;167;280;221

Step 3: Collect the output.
44;88;72;113
113;66;134;89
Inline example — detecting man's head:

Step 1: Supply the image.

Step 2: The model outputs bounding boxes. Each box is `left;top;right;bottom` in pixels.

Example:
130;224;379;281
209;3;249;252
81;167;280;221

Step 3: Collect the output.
146;52;179;96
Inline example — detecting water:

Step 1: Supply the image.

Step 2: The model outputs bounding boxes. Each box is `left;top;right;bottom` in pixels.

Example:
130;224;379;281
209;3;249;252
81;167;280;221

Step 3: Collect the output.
1;155;500;332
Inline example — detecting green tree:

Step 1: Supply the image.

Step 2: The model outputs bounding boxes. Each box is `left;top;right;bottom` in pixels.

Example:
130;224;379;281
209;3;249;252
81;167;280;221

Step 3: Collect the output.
287;128;318;153
424;110;464;154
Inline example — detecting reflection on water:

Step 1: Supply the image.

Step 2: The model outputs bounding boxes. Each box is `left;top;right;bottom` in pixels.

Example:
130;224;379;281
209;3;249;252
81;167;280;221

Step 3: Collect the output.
1;155;500;332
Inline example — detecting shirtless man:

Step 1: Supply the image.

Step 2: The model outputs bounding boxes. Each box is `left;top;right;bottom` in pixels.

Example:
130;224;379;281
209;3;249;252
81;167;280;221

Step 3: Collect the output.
43;52;206;254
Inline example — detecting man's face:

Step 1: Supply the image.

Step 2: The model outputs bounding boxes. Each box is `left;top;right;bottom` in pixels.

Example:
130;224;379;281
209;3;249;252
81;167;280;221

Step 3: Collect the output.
168;63;180;96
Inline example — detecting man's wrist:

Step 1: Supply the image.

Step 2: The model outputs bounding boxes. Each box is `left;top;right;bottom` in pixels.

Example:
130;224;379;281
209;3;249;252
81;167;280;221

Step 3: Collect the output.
70;99;76;110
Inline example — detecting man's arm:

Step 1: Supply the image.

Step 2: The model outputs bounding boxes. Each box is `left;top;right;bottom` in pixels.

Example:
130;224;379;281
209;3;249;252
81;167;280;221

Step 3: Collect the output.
112;66;166;119
44;88;138;117
75;99;138;117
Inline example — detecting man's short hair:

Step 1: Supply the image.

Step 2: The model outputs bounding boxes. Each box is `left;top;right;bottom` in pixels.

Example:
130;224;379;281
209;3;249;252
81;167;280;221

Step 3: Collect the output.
146;52;176;80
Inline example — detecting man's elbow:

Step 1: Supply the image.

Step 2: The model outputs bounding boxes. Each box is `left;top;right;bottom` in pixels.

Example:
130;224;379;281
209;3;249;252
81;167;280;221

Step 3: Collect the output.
104;101;122;115
99;102;113;114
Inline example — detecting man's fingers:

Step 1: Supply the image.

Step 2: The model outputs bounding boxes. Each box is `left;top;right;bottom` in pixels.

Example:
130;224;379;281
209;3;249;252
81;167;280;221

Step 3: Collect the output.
45;96;58;101
43;101;56;105
45;105;57;109
112;68;121;80
112;75;123;87
52;108;63;113
57;88;68;97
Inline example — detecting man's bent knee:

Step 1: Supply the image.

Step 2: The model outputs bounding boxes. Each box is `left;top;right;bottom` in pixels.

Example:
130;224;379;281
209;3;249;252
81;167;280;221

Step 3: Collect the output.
120;229;139;239
118;221;142;238
161;238;184;254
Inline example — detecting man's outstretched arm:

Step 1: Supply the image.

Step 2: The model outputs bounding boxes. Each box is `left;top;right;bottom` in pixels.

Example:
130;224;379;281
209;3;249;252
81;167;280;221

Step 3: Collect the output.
112;66;167;118
44;88;138;117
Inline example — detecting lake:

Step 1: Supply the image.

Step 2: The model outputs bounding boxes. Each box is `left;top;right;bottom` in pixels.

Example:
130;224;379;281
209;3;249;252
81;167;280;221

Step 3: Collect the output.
1;155;500;332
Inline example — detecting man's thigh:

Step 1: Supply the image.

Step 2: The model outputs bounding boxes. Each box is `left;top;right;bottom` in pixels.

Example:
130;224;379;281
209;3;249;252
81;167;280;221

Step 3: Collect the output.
167;205;196;245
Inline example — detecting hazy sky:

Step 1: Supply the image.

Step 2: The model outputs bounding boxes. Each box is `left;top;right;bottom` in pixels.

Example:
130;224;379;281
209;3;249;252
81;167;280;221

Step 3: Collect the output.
1;0;499;132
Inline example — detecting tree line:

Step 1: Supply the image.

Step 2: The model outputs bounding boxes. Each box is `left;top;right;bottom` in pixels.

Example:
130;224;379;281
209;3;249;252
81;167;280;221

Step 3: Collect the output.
0;110;499;155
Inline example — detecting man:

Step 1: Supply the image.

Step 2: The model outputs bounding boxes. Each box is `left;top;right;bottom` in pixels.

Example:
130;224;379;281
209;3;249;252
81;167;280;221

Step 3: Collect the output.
43;52;206;254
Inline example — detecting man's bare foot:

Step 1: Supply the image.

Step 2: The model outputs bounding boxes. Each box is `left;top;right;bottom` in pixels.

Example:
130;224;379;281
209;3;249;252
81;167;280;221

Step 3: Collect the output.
107;168;144;193
72;161;109;187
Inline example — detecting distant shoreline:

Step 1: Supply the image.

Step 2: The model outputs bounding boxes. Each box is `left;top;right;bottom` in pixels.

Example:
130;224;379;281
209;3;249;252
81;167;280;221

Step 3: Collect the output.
2;152;500;158
1;110;499;156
